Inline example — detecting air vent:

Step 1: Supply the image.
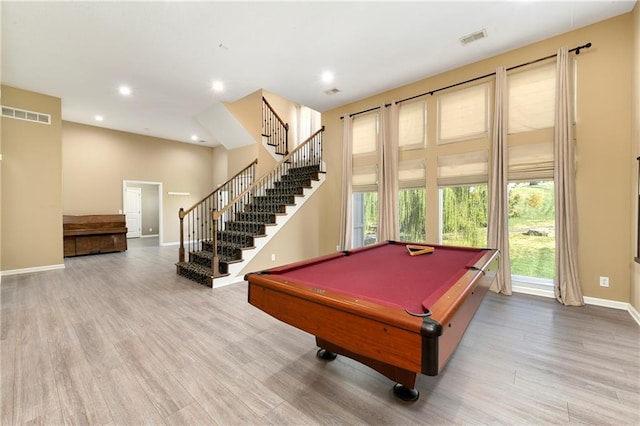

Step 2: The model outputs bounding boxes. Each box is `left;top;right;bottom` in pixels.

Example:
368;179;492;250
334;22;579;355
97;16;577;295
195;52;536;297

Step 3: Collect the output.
2;105;51;125
324;88;340;95
460;29;487;46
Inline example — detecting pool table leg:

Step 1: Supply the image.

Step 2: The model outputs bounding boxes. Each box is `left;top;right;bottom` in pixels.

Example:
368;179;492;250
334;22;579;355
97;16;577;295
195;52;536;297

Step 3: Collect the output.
315;337;420;402
316;348;337;360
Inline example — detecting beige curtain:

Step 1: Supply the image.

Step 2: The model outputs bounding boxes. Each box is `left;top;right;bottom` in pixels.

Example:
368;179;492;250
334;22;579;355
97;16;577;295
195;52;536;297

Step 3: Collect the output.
379;103;400;240
554;47;584;306
488;67;512;295
339;116;353;250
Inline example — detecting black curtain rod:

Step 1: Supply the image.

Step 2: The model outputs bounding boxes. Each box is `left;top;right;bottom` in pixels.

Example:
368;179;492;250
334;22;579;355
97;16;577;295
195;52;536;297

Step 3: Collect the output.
341;42;592;120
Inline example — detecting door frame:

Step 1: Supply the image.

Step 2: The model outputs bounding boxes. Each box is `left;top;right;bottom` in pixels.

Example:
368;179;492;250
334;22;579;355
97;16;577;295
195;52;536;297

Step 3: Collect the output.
122;180;164;245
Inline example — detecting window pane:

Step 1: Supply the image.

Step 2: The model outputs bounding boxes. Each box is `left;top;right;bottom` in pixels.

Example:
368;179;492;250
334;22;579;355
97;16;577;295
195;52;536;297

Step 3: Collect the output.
509;64;556;133
352;191;378;248
438;84;488;143
508;181;555;279
399;101;426;148
440;185;488;248
352;113;378;155
399;188;426;242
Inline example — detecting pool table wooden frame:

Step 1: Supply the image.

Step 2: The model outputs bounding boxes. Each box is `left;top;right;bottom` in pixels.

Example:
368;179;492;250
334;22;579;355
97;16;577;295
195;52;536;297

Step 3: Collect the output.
245;242;499;400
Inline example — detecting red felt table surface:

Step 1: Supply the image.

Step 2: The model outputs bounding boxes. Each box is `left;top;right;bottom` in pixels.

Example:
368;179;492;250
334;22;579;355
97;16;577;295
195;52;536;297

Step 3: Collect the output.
266;242;486;314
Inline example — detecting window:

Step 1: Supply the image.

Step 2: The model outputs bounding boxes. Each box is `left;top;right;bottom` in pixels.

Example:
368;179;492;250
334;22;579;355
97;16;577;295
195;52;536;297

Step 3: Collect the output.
507;64;557;282
438;84;489;143
508;63;556;133
440;185;488;248
398;101;427;149
351;112;380;247
507;181;555;280
399;160;426;242
352;192;378;248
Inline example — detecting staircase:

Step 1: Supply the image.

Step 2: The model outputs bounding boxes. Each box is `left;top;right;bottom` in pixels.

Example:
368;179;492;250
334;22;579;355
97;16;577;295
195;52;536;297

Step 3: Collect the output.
176;127;325;287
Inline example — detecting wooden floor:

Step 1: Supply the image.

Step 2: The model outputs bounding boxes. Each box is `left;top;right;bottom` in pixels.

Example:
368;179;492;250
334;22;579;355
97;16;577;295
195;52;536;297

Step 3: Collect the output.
1;244;638;425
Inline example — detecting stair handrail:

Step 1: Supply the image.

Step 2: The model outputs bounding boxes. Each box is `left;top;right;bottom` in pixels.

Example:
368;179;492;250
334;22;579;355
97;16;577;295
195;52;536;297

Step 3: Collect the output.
178;158;258;264
262;96;289;155
179;158;258;218
212;126;324;222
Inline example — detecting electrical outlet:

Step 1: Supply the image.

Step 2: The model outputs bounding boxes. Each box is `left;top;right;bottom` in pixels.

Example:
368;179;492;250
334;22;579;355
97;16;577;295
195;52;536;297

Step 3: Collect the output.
149;228;152;232
271;253;276;261
336;245;340;251
599;276;609;287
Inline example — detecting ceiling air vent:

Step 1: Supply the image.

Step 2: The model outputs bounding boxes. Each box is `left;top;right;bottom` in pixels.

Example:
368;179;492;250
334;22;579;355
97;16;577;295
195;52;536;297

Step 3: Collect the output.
2;105;51;125
460;29;487;46
324;88;340;95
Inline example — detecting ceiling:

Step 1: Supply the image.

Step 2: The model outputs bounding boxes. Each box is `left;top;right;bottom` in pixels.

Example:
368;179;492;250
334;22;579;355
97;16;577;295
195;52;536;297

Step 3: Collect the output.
1;1;636;147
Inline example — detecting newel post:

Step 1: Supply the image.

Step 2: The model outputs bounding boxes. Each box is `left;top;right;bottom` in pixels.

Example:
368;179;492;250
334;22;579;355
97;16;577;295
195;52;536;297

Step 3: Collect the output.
178;208;185;263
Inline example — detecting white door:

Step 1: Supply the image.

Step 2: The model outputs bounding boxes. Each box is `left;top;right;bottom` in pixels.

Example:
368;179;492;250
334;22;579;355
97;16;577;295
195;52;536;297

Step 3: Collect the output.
125;187;142;238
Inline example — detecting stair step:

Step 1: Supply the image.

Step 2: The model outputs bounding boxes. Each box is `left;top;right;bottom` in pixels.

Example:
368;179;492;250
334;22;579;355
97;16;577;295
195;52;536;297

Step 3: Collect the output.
217;230;255;247
252;194;296;205
245;204;286;214
266;187;304;196
224;221;267;235
287;165;320;175
176;262;230;287
234;211;277;224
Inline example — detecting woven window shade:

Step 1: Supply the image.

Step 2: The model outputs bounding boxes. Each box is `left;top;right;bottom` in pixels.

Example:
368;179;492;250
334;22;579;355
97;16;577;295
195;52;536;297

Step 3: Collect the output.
437;150;488;186
399;101;426;148
352;164;378;192
352;113;378;155
438;84;488;143
399;160;426;189
509;63;556;133
508;142;554;180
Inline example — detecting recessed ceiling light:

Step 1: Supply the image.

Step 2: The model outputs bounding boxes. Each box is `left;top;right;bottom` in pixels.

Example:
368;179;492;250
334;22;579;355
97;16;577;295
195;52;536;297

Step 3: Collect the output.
190;134;199;141
119;85;132;96
212;81;224;92
95;115;104;122
321;71;334;83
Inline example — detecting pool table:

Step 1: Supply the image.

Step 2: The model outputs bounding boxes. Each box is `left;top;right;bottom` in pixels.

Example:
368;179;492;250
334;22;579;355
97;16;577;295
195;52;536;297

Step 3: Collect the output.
245;241;499;401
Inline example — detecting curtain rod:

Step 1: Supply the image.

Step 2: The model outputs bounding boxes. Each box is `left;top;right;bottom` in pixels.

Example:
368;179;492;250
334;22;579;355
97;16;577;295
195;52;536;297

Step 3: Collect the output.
340;42;592;120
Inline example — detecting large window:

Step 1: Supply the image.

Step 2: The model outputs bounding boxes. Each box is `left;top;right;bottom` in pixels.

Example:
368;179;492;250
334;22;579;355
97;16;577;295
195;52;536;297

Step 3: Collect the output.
506;63;557;282
351;113;379;247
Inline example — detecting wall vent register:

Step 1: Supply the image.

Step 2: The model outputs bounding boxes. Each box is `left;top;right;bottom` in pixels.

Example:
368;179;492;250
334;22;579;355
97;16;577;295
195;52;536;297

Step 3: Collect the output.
1;105;51;125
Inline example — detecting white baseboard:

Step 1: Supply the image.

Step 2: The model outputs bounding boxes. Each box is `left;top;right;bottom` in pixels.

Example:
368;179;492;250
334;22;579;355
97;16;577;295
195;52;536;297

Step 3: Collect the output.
512;283;640;326
141;234;159;238
160;241;180;247
1;263;66;276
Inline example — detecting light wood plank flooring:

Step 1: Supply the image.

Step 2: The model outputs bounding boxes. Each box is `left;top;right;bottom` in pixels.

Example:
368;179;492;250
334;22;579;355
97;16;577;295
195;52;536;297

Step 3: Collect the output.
1;244;638;425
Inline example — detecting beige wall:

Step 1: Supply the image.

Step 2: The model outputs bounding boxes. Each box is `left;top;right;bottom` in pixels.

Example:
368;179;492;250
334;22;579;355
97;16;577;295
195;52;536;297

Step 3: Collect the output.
1;86;63;271
632;4;640;312
239;187;323;275
62;122;214;244
320;14;635;303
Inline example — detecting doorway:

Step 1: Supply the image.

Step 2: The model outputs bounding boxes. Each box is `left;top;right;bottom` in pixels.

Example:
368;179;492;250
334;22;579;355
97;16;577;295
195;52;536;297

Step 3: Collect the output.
123;180;163;245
